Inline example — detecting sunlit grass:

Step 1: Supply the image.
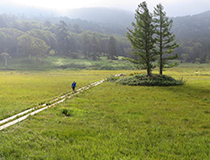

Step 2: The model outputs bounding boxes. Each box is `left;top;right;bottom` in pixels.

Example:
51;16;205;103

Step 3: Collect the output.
0;64;210;159
0;70;124;120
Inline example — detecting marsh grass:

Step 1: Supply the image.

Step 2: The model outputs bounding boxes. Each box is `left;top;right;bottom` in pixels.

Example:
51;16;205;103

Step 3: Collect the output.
0;70;123;120
0;65;210;159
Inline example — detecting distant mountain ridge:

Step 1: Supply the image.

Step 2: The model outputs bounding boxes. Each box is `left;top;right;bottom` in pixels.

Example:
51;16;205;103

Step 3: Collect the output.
66;7;134;26
0;3;210;39
172;10;210;39
0;4;210;62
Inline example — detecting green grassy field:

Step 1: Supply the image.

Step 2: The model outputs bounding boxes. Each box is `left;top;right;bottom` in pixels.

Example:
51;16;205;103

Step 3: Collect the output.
0;64;210;159
0;70;124;120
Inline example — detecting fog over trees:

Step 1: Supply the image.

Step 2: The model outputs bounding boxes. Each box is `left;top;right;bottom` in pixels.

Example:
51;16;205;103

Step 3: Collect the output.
0;4;209;63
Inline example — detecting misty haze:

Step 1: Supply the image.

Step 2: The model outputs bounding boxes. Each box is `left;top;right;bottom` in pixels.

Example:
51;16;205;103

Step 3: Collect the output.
0;1;210;159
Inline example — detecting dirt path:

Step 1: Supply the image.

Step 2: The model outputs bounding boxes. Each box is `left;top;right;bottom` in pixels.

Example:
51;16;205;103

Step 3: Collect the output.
0;79;106;131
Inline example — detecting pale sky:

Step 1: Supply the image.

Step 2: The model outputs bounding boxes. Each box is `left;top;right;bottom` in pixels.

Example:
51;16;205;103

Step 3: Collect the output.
1;0;210;17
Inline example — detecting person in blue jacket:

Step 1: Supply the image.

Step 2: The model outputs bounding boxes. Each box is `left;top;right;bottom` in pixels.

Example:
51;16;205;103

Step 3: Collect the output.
71;81;76;91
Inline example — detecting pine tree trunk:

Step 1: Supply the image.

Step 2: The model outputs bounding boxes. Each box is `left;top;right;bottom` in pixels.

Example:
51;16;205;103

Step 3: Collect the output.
159;20;163;75
147;67;151;76
160;54;163;75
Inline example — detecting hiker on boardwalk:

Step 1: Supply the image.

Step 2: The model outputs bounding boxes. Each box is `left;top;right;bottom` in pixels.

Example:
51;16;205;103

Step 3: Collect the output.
71;81;76;91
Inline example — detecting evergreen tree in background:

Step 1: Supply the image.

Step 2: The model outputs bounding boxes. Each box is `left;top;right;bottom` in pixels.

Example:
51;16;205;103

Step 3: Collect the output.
82;33;90;59
126;1;157;76
107;36;118;60
89;34;101;60
57;21;70;55
154;4;179;75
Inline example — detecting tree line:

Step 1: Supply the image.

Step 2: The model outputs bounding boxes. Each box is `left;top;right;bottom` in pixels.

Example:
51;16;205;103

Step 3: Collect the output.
0;13;132;68
0;8;210;66
172;12;210;63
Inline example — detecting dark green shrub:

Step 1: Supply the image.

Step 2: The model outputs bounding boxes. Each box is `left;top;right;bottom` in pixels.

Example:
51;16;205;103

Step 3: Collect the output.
38;101;45;105
62;109;73;116
117;74;185;86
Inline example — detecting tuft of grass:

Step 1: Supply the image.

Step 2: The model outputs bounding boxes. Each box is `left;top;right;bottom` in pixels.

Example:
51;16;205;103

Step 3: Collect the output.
61;108;73;117
38;101;45;106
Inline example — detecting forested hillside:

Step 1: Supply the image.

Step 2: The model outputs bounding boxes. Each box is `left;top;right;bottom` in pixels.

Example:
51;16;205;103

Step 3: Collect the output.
0;13;131;67
0;6;210;64
172;11;210;63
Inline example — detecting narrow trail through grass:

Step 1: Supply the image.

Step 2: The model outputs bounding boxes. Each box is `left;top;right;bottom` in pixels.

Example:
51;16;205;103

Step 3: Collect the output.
0;65;210;159
0;78;106;131
0;70;126;120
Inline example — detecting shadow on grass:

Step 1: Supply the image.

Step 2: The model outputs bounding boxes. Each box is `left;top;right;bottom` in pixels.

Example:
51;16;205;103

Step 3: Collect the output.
157;83;209;102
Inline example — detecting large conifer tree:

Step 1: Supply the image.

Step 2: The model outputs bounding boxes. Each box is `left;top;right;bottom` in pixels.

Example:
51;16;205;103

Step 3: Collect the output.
126;1;156;76
154;4;179;75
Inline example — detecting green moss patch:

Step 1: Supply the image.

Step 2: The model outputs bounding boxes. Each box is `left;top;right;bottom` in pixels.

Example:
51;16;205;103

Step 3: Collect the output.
117;74;185;86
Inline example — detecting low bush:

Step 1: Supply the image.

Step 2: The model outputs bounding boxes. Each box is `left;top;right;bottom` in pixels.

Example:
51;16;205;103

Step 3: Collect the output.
61;108;73;116
106;75;119;82
117;73;185;86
